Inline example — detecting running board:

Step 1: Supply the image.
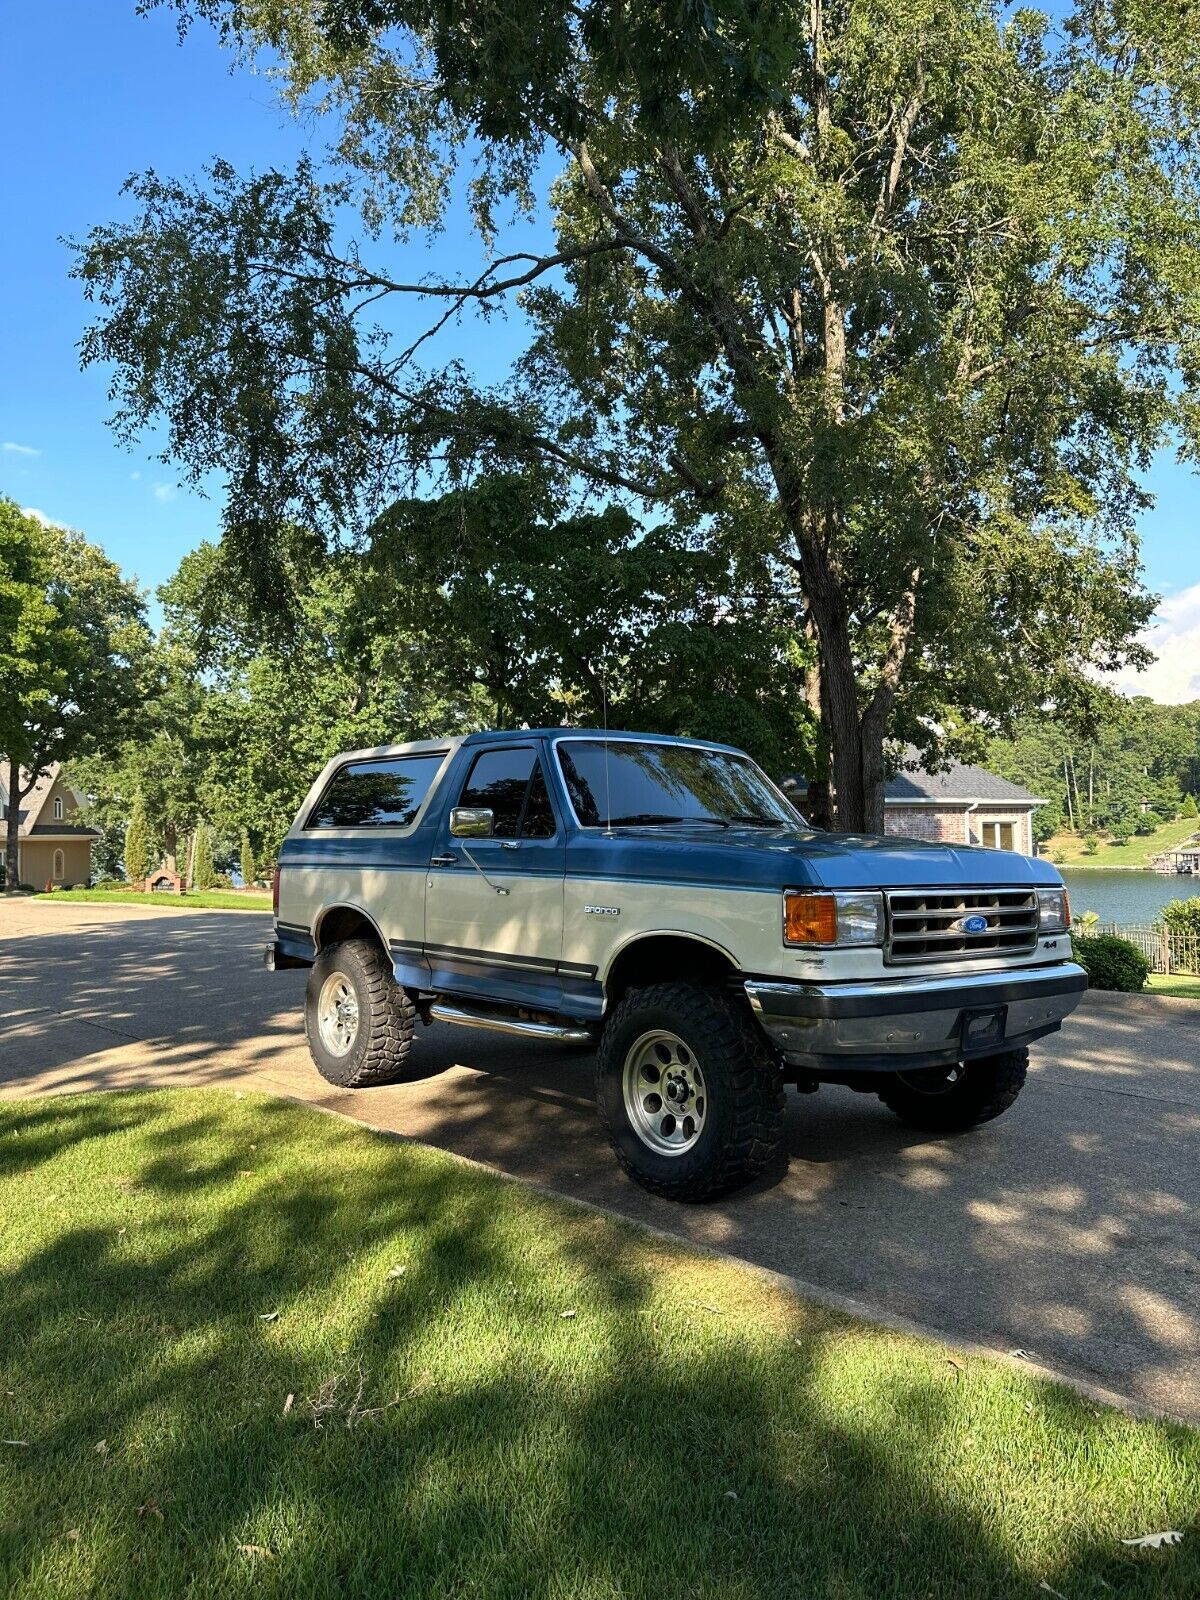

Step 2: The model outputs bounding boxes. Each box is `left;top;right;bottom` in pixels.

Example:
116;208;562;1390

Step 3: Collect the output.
427;1001;593;1045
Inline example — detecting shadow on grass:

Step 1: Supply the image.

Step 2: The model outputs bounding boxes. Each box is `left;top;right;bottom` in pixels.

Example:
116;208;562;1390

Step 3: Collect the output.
1;1092;1197;1599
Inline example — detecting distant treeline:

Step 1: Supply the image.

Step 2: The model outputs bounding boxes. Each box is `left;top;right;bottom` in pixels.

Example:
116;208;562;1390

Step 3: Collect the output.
988;701;1200;840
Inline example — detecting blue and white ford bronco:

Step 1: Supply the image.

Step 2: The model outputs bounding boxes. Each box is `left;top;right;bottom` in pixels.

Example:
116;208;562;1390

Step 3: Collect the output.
266;730;1086;1200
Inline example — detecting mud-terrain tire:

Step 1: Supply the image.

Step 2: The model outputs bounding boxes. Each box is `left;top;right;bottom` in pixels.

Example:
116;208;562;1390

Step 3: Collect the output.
304;937;418;1088
878;1047;1028;1133
596;982;786;1201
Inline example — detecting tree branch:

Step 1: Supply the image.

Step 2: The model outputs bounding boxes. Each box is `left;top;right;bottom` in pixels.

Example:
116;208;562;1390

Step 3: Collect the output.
871;60;924;231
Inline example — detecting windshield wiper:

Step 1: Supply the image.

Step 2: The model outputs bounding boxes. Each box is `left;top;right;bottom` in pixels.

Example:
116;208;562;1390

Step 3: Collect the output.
727;813;790;827
606;812;730;827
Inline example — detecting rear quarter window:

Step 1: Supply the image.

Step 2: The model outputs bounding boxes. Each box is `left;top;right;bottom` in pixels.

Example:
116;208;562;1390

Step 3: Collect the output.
306;754;446;829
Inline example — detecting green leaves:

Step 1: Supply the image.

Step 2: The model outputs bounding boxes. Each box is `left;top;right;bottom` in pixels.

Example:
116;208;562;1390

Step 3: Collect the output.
83;0;1200;824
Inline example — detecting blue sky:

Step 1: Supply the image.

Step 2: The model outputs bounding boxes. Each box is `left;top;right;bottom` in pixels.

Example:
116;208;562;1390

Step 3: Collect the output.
2;2;1197;697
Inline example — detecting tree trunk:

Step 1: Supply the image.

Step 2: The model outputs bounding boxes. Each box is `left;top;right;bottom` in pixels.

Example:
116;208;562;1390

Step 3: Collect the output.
4;756;21;890
164;821;177;876
800;541;890;835
800;623;834;829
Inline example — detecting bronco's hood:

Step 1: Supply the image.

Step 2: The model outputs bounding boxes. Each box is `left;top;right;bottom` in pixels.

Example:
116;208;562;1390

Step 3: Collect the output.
575;823;1061;893
777;829;1055;890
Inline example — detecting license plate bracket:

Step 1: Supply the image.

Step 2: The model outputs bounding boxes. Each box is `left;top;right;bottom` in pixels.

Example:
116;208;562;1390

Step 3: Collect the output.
960;1005;1007;1054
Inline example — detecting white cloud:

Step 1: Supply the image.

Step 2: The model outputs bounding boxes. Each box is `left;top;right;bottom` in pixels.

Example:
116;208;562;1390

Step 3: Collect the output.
21;506;68;529
152;482;177;502
3;441;39;457
130;470;141;481
1114;582;1200;704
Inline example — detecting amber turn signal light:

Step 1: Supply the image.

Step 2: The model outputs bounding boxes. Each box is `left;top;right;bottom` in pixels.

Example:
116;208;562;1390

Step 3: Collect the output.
784;891;838;946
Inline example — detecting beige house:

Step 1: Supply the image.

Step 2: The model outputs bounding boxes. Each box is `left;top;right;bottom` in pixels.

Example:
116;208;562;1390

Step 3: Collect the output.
0;762;99;887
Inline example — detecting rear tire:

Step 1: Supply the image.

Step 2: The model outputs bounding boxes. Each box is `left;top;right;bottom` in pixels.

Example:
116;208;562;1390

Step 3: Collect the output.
304;938;418;1088
596;982;785;1201
878;1047;1028;1132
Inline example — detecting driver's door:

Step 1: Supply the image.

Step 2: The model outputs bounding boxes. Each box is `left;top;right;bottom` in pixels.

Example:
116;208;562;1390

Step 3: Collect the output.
424;743;566;1011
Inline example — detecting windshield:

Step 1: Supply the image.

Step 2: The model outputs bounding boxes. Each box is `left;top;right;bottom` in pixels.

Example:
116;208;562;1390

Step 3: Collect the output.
556;740;800;829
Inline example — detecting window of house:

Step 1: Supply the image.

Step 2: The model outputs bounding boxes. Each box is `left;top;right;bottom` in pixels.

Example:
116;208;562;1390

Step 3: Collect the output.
53;849;65;881
979;820;1016;851
53;796;64;820
456;748;557;839
306;754;446;829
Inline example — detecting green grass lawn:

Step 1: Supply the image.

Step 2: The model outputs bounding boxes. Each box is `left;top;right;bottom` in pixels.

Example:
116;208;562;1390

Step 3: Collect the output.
1;1092;1196;1598
1046;815;1200;868
32;888;272;912
1148;973;1200;1000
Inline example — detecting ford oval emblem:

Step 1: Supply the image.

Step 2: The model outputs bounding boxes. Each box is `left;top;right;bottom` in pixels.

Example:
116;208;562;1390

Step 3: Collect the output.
962;914;989;934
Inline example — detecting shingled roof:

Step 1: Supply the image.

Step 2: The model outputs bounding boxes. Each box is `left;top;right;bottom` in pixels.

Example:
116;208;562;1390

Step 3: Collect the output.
785;751;1042;807
0;759;99;836
886;755;1042;805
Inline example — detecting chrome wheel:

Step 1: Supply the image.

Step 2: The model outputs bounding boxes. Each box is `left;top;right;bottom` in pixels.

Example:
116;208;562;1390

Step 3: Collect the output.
622;1029;707;1155
317;972;360;1057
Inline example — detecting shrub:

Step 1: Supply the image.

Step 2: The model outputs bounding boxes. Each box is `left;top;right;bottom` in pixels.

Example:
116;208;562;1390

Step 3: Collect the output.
1071;932;1150;993
1162;898;1200;938
1082;833;1100;856
192;823;216;891
124;797;151;885
93;876;126;891
1183;793;1199;820
209;872;233;890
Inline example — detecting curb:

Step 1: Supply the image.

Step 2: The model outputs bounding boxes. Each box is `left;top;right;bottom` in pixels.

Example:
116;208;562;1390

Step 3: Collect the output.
1081;989;1199;1016
24;898;272;916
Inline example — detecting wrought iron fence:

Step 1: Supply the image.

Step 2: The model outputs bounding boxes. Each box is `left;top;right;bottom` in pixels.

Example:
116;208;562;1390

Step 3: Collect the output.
1075;922;1200;975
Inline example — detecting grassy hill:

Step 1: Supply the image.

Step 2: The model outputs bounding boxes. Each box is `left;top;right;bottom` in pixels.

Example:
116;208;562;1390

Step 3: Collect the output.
1043;815;1200;868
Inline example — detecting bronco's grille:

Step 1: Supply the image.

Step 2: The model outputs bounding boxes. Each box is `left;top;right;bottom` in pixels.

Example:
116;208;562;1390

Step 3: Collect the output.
884;887;1039;965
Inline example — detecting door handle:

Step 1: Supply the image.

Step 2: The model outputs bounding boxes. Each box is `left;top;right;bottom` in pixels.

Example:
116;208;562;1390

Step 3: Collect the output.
500;840;520;851
430;853;458;866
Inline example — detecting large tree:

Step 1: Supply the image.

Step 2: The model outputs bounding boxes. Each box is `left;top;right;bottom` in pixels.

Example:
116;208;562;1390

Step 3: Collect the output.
77;0;1198;826
0;500;149;889
363;472;816;774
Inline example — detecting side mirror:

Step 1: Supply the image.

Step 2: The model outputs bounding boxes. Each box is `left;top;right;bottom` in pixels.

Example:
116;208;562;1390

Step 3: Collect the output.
450;806;495;838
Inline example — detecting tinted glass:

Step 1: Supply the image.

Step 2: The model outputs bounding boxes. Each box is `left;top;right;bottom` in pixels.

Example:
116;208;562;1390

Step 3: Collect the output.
459;748;537;838
458;748;558;839
557;741;797;828
307;755;445;828
521;762;556;839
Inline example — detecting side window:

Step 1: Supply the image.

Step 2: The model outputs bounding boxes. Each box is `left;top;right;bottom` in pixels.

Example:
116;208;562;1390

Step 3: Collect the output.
457;749;557;839
306;754;445;829
53;796;64;820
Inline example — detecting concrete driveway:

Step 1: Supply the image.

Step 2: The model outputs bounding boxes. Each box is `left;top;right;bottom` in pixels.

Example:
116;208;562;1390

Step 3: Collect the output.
3;897;1198;1422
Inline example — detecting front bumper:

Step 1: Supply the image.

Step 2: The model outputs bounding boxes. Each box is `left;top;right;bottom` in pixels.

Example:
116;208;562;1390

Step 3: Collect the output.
744;962;1087;1073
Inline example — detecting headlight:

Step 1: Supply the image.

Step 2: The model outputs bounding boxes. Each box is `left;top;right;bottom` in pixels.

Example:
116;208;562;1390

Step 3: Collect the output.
1037;887;1071;933
784;890;884;947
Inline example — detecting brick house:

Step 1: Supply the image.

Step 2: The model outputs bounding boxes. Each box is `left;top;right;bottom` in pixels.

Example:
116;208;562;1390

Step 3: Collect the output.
0;761;99;886
784;753;1044;855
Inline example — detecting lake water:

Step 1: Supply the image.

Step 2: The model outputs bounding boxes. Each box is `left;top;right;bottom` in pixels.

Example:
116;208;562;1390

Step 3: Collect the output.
1059;867;1200;926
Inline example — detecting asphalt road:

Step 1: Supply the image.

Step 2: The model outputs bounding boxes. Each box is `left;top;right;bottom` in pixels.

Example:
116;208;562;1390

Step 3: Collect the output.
3;897;1198;1421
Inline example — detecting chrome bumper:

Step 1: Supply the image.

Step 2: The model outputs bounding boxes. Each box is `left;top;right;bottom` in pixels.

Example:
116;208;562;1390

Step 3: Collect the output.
744;962;1087;1072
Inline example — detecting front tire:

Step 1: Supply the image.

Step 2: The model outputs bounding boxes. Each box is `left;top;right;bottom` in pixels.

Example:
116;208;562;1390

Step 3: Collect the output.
878;1047;1028;1132
304;938;418;1088
596;982;785;1201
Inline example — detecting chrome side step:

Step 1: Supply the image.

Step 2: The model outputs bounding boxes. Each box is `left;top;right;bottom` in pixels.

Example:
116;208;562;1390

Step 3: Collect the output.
428;1001;593;1045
